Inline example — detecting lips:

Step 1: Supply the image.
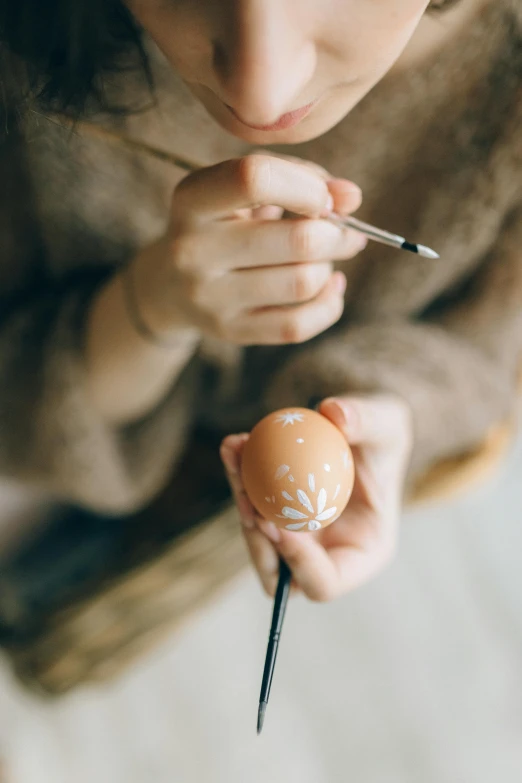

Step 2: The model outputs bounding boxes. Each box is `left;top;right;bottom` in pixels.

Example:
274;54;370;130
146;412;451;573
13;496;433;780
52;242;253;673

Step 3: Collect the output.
225;100;317;131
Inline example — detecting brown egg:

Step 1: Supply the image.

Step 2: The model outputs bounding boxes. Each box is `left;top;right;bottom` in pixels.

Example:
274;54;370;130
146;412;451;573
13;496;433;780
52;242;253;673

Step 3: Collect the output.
241;408;354;533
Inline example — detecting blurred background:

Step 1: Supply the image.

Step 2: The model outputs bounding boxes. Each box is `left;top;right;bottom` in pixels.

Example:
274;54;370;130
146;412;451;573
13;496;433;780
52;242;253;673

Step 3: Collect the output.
1;424;521;783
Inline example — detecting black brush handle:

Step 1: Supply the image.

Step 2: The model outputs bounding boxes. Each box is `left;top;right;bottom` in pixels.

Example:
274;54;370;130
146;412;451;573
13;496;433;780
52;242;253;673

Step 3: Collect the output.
259;559;292;706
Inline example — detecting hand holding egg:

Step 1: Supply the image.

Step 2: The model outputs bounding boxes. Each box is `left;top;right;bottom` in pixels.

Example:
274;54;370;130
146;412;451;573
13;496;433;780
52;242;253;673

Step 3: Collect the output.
241;408;354;533
221;395;410;602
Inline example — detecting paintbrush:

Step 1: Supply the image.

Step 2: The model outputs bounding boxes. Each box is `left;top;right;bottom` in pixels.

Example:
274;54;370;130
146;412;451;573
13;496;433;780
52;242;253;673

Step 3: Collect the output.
257;558;292;735
328;212;439;259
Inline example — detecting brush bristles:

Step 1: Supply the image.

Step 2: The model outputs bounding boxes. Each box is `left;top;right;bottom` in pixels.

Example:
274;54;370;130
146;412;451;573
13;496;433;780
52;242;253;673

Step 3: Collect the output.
257;702;267;735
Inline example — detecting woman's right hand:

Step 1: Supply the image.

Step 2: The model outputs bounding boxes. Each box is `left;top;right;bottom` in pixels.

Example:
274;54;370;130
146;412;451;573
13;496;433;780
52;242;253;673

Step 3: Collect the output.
132;154;366;346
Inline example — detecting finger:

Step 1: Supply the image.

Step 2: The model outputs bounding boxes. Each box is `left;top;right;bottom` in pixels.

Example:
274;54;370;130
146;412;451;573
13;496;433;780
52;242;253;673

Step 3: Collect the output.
227;216;366;269
234;272;346;345
319;395;411;447
328;539;396;592
221;262;333;309
190;217;366;274
220;435;256;528
221;436;282;595
172;155;333;226
327;179;363;215
261;525;341;602
242;524;281;597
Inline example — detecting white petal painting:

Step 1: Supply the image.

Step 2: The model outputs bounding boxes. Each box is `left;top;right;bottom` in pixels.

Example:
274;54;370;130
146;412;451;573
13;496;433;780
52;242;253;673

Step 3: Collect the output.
317;488;327;515
282;507;308;520
263;456;344;534
275;464;290;480
286;522;307;531
315;507;337;522
297;490;314;513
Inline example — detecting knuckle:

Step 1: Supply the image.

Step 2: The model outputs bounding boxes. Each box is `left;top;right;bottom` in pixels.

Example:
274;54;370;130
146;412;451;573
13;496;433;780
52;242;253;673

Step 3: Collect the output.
237;154;272;204
170;234;199;273
279;314;308;344
345;230;366;256
291;267;319;301
289;221;321;260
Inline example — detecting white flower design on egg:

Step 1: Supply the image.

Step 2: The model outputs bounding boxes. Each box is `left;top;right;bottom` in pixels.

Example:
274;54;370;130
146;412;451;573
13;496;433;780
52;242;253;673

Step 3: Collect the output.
281;473;338;532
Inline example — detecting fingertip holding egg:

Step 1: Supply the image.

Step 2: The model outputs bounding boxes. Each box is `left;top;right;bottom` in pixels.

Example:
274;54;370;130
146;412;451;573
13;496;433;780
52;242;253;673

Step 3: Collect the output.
241;408;354;533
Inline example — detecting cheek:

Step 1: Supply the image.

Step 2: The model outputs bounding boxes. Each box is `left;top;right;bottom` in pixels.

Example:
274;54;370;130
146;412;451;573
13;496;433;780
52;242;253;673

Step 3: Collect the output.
326;0;429;75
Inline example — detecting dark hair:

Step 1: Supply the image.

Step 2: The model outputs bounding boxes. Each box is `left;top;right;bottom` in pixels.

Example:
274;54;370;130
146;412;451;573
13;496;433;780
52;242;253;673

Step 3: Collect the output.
0;0;149;115
0;0;461;117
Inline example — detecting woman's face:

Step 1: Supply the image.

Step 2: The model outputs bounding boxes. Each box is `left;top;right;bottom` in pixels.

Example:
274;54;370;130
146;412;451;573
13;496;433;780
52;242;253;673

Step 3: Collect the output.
126;0;432;144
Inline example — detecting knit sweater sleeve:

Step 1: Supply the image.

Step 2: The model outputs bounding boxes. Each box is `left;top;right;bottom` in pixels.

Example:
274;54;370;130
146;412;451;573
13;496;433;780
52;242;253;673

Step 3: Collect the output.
264;204;522;486
0;271;199;513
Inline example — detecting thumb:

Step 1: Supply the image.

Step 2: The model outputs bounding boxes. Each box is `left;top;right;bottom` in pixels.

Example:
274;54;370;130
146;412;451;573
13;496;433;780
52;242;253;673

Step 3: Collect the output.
319;394;411;447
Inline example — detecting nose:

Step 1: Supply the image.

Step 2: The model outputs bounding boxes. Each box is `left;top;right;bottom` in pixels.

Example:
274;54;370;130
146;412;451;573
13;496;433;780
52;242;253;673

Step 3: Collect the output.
212;0;316;125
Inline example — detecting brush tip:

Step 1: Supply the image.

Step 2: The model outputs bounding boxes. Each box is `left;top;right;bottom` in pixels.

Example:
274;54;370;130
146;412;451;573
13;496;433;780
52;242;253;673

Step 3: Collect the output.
417;244;440;260
401;241;440;260
257;702;267;735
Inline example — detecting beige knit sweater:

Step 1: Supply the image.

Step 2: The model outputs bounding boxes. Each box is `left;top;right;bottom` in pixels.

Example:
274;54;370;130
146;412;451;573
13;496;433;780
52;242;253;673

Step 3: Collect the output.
0;0;520;516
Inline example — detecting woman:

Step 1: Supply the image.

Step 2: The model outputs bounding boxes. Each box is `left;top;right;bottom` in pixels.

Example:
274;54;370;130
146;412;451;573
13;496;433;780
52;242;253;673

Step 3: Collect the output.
0;0;520;600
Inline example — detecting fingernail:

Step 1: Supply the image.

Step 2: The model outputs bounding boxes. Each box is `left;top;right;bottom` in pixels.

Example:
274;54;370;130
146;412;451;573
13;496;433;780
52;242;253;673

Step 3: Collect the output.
322;399;347;430
356;235;368;251
320;192;334;217
329;178;362;197
259;521;282;543
325;399;360;436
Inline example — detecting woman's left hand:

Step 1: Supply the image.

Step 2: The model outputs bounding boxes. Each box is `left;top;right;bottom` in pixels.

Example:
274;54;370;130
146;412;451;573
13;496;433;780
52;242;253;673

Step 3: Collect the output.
220;394;413;601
